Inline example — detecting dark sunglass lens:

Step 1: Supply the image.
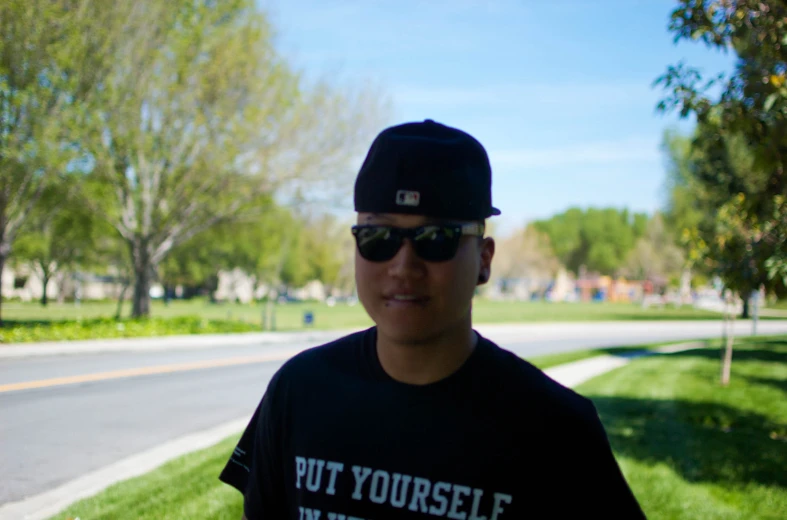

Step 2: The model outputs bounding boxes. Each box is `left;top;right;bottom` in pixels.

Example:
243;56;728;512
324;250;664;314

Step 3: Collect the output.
413;226;460;262
355;227;401;262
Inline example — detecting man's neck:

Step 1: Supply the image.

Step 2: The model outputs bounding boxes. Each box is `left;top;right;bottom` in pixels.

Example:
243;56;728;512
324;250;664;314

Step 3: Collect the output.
376;319;478;386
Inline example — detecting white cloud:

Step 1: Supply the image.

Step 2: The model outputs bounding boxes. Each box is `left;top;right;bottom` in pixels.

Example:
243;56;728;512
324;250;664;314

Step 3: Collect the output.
488;137;661;170
393;81;655;109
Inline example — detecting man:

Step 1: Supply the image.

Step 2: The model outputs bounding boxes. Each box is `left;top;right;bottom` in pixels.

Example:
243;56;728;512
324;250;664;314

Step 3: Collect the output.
219;119;646;519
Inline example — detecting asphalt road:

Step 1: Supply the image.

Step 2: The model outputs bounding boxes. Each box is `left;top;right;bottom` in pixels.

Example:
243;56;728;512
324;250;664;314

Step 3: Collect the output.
2;319;787;506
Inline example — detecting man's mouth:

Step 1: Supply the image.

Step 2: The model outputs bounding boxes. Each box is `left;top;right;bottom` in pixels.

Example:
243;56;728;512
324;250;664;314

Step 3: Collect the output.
385;294;430;304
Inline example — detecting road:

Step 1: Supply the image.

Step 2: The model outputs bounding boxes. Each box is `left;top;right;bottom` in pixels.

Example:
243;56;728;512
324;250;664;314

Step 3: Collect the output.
2;319;787;507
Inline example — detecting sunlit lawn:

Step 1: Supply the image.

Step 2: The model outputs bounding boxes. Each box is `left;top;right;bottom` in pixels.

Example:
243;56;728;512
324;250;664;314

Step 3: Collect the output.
576;335;787;519
6;298;785;328
5;297;724;327
0;298;731;343
48;335;787;520
771;299;787;310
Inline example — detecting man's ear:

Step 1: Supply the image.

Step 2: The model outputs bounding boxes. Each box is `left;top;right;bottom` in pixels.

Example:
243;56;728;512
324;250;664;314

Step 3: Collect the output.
477;237;495;286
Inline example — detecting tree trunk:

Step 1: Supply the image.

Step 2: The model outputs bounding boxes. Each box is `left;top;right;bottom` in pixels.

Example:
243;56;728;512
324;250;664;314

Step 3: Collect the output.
741;296;750;319
130;239;153;318
264;287;276;331
41;271;50;306
721;292;736;386
116;278;130;320
55;272;67;304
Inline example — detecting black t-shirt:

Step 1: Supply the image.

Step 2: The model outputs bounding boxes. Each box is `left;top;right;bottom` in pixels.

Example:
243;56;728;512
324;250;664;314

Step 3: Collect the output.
219;327;646;519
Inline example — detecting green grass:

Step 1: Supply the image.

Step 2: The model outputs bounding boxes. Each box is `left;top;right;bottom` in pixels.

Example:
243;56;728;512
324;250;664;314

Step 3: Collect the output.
576;335;787;519
49;435;245;520
525;344;658;370
0;316;263;343
49;336;787;520
470;300;724;323
2;298;728;343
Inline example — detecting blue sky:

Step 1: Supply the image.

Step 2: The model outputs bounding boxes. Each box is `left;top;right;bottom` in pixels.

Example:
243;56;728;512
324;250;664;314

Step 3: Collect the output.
260;0;735;235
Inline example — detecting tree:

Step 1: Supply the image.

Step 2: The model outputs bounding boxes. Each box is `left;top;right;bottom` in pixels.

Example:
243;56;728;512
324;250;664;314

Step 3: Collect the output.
656;0;787;315
297;215;356;296
661;126;787;316
0;1;125;325
11;186;96;305
76;0;387;318
532;207;648;276
493;224;561;282
161;203;301;297
623;212;686;283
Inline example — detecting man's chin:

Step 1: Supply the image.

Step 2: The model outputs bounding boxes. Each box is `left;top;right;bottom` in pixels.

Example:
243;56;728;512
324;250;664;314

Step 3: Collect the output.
375;322;441;346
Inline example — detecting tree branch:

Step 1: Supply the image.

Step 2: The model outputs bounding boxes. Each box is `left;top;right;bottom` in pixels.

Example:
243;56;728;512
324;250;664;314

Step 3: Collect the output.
4;180;46;248
150;198;244;265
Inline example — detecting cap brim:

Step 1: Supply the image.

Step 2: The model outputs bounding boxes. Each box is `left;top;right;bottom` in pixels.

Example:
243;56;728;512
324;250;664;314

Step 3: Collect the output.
489;207;502;217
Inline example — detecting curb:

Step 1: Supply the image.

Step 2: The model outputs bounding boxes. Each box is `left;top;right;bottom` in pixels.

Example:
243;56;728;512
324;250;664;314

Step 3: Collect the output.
0;419;250;520
542;340;706;388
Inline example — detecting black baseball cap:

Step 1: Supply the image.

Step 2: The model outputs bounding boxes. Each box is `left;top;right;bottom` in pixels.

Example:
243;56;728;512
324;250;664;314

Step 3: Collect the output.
353;119;501;221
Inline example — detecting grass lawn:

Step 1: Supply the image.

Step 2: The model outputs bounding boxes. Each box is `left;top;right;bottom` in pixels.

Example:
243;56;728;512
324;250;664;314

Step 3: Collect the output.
525;343;660;370
48;433;246;520
3;298;725;325
770;299;787;310
576;335;787;519
48;335;787;519
1;298;730;343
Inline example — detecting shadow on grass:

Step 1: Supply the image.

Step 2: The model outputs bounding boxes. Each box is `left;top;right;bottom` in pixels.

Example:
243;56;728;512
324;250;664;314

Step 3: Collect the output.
742;375;787;395
662;347;787;364
592;314;722;321
599;346;657;359
591;396;787;489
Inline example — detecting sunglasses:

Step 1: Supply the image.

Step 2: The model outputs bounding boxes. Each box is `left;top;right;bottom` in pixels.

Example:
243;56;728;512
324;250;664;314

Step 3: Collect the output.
351;222;485;262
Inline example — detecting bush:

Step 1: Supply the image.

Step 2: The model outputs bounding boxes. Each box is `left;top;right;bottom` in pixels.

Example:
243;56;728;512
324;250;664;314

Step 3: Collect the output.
0;316;260;344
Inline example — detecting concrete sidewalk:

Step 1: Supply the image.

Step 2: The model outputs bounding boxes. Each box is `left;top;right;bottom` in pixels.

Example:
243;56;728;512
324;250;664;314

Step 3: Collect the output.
543;340;704;387
0;339;705;520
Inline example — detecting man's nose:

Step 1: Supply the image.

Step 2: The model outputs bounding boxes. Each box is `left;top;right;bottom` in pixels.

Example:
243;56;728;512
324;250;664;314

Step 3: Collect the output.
387;239;426;279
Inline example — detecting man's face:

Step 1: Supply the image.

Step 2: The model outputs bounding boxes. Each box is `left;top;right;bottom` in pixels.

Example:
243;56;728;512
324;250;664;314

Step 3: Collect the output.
354;212;495;345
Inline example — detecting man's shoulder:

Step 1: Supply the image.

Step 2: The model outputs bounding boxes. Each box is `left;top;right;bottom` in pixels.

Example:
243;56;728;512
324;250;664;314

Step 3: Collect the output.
275;327;371;380
481;338;598;423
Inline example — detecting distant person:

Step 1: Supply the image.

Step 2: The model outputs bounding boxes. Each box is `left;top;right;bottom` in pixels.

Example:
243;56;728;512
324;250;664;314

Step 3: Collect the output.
219;119;646;519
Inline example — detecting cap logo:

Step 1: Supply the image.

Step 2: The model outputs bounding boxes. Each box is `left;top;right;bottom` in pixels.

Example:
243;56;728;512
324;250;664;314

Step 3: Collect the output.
396;190;420;207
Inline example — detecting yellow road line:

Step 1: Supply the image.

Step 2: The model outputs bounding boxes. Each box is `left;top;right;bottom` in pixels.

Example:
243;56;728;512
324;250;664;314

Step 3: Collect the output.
0;353;289;394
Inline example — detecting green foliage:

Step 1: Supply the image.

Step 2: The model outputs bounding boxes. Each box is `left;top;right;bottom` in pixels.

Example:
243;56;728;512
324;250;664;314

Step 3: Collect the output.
1;0;389;323
661;129;787;300
533;207;649;275
0;300;729;343
715;193;787;294
493;223;561;282
0;0;125;323
297;215;355;292
160;210;355;296
623;212;686;282
656;0;787;155
0;316;260;343
11;183;105;302
159;201;286;290
656;1;787;304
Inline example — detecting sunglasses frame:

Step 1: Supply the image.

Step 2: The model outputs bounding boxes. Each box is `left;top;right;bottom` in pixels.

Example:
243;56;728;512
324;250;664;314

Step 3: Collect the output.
351;222;485;263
